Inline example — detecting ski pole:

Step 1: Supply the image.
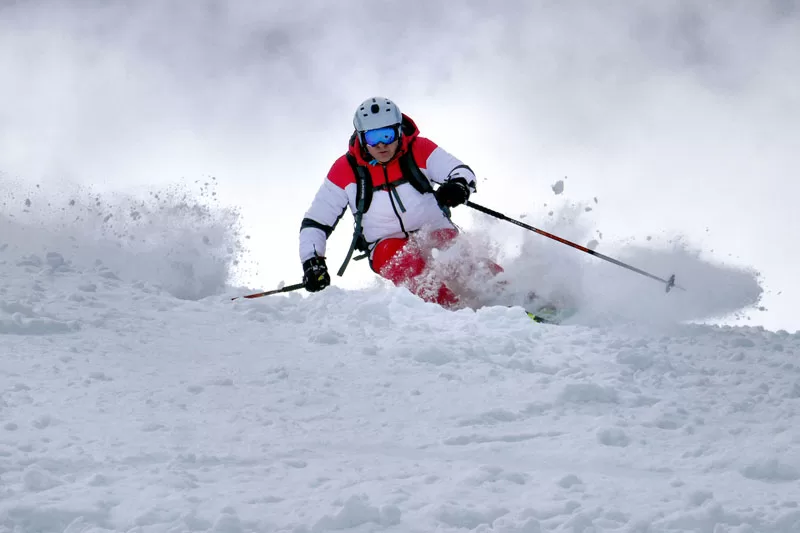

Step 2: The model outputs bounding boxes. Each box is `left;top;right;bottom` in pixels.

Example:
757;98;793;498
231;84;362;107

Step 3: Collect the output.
466;201;681;292
231;282;305;301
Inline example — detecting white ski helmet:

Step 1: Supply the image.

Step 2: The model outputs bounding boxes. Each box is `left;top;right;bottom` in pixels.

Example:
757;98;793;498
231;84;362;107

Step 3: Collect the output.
353;97;402;133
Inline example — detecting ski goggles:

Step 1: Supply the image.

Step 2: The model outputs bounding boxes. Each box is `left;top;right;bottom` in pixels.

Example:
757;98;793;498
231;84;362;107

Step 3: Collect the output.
363;126;398;147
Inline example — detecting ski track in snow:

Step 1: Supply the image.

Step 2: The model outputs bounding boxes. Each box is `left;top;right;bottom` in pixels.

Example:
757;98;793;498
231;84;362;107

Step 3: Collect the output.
1;189;799;533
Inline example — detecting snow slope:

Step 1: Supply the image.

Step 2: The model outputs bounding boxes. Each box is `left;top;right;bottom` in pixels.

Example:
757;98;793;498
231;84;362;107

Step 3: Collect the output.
2;189;799;533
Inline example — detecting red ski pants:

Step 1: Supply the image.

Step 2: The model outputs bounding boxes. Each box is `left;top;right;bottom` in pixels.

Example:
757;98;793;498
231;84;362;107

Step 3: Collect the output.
371;229;503;308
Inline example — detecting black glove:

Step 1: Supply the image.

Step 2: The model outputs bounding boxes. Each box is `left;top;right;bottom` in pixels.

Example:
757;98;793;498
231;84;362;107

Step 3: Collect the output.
435;178;470;207
302;256;330;292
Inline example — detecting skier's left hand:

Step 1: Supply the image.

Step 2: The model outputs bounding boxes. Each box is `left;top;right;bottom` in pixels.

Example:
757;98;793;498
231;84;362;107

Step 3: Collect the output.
435;178;470;208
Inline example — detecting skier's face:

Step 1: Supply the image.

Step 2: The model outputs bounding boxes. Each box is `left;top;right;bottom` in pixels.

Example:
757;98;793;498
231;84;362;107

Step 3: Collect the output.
366;139;399;164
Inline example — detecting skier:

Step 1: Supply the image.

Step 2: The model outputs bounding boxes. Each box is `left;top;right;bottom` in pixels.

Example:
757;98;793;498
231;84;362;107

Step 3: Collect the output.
299;96;499;308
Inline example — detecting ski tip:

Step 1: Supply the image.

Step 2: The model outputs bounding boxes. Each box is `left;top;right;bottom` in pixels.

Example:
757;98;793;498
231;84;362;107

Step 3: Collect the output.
526;311;552;324
525;310;562;325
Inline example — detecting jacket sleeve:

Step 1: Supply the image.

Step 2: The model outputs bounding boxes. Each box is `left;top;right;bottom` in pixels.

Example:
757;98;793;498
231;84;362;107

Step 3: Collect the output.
299;175;350;263
414;137;477;193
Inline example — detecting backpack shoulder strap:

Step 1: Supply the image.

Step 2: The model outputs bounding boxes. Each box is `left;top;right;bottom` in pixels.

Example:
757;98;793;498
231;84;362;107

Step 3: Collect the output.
337;154;372;277
399;140;434;195
345;153;373;213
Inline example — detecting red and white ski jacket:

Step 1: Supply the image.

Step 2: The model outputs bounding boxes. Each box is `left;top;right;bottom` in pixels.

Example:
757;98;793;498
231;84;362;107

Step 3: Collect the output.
299;114;477;263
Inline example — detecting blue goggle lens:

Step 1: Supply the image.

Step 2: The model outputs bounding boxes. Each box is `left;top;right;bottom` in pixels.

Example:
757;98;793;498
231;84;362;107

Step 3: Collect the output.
363;126;398;147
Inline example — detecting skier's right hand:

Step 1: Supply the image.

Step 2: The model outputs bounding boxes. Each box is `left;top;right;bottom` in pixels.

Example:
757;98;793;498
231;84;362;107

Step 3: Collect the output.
302;256;330;292
435;178;471;208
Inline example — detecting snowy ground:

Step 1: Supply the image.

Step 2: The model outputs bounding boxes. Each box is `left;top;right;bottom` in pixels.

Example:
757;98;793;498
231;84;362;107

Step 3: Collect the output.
2;190;800;533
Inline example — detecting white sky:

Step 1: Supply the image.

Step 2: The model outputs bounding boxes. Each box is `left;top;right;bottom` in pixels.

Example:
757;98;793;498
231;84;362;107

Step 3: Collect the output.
1;1;798;331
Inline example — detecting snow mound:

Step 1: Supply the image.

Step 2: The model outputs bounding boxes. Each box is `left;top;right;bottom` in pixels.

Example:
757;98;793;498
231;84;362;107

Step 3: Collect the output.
0;182;796;533
2;244;799;532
